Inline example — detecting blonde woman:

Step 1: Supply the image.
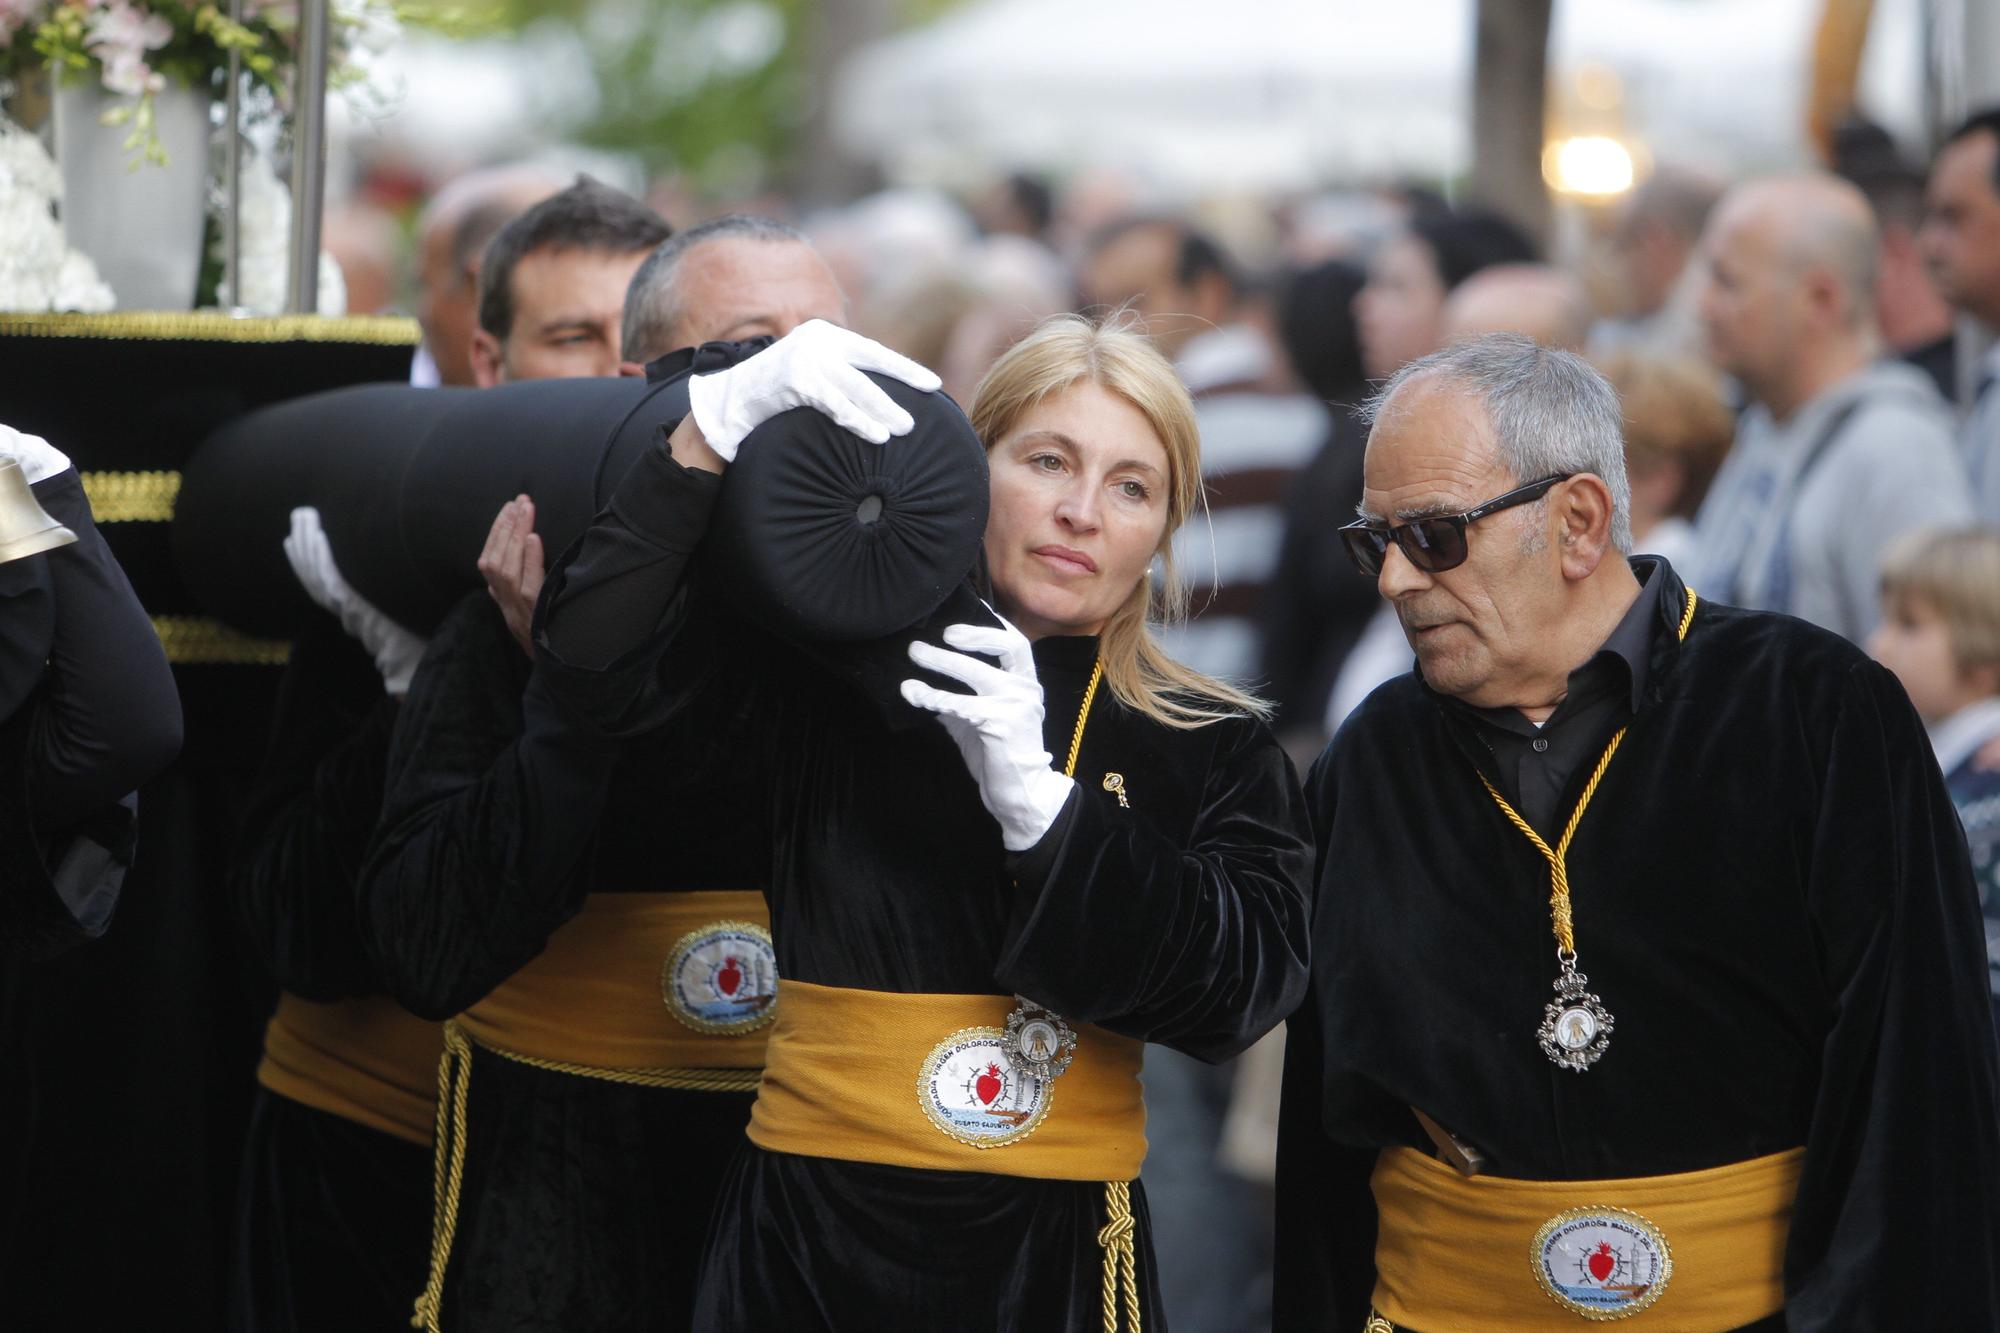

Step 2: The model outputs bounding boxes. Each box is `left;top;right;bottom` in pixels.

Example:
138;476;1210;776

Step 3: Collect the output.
530;315;1311;1329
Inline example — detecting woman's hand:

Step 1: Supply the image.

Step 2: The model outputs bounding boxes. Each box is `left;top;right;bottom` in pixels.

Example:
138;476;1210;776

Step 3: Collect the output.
477;495;544;657
900;619;1075;852
686;319;941;463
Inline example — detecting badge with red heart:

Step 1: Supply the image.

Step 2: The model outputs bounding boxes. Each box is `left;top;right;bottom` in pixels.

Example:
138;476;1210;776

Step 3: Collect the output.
1531;1207;1672;1319
662;921;779;1035
919;1026;1052;1148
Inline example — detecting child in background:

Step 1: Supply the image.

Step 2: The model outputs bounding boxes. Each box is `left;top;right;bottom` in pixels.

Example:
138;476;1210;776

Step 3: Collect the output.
1869;526;2000;1035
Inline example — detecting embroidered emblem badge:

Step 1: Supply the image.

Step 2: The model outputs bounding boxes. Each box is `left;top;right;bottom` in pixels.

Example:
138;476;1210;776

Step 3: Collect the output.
1531;1207;1673;1319
917;1026;1051;1148
660;921;778;1034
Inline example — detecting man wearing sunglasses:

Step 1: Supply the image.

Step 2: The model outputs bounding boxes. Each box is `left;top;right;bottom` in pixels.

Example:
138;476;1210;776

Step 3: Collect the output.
1273;334;2000;1331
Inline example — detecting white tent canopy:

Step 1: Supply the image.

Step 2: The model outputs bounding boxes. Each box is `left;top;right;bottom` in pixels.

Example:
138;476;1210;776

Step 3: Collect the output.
833;0;1926;196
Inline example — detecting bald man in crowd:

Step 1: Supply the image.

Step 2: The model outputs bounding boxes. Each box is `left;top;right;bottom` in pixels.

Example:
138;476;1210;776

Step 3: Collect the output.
412;164;567;387
1686;172;1968;642
1443;263;1594;351
617;213;848;370
1590;167;1722;354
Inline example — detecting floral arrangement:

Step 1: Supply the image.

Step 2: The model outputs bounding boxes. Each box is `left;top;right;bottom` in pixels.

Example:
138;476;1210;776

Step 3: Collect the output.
0;116;113;310
0;0;407;162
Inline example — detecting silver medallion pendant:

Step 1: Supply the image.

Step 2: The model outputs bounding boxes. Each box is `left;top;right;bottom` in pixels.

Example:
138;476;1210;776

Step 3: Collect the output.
1003;996;1077;1081
1538;957;1614;1072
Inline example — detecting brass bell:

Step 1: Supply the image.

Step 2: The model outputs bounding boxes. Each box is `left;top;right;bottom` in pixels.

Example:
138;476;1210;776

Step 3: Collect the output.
0;459;77;565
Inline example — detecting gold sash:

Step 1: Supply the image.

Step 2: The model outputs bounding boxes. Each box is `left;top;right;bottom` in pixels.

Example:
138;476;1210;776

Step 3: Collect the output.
748;978;1146;1181
746;978;1150;1333
455;889;772;1074
256;992;442;1146
1371;1143;1803;1330
413;890;772;1333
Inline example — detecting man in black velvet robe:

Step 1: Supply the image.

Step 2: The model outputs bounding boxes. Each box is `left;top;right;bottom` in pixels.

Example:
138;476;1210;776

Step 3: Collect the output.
0;426;180;1275
1274;336;2000;1332
348;226;850;1332
226;180;667;1333
0;437;180;956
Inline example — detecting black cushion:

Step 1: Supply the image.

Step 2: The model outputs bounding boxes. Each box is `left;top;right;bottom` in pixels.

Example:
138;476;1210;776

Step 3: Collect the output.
706;375;989;645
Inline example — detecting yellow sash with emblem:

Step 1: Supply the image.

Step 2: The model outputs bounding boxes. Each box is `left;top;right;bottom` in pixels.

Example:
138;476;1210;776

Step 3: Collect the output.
412;889;774;1333
1369;1143;1803;1330
747;977;1149;1333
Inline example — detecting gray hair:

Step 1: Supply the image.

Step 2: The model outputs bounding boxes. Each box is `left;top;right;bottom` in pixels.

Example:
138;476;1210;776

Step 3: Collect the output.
620;214;811;364
1363;334;1634;554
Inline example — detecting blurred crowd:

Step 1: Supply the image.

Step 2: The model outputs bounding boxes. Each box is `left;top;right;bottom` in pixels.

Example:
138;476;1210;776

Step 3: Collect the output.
292;107;2000;1331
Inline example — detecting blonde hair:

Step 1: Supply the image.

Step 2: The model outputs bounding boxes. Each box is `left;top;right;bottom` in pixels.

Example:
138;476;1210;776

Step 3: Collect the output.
968;313;1269;729
1879;526;2000;674
1589;348;1734;520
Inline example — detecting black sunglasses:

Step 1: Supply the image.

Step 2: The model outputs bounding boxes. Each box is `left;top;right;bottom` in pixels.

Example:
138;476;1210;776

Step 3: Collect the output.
1338;474;1573;577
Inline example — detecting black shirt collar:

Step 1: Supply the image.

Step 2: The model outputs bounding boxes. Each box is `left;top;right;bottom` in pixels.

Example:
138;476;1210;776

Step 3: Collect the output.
1437;558;1666;731
1600;557;1665;713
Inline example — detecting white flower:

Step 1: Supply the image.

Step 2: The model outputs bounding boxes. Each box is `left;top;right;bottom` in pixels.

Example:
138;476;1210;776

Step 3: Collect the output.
54;251;115;313
216;144;346;315
85;1;171;54
84;1;171;95
99;48;165;96
0;117;120;312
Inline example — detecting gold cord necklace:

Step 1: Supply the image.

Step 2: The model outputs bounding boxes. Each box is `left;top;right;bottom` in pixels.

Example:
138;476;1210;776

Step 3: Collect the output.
1475;587;1697;1072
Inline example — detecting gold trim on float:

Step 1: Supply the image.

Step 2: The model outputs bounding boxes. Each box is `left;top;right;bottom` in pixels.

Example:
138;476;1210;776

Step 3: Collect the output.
150;615;290;666
0;311;419;346
82;471;181;523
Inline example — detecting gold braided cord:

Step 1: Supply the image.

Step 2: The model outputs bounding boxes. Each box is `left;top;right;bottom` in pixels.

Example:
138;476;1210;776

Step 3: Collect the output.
1477;731;1627;954
412;1022;473;1333
479;1041;763;1092
0;311;419;346
408;1020;761;1332
1064;666;1144;1333
1065;659;1104;779
1472;584;1699;957
81;470;179;523
150;615;291;666
1363;1315;1397;1333
1097;1179;1141;1333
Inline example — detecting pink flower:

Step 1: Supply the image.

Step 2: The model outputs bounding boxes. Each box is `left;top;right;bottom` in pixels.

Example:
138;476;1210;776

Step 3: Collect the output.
83;0;171;95
99;46;163;95
85;0;170;52
0;0;44;48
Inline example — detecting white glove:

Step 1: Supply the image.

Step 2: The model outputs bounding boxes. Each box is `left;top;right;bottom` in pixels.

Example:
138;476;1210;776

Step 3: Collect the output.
284;506;428;695
0;423;73;484
686;319;942;462
900;617;1075;852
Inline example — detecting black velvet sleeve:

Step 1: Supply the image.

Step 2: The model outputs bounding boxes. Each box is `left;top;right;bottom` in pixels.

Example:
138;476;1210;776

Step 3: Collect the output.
0;554;52;727
1782;660;2000;1329
532;438;725;739
993;714;1313;1063
357;594;621;1020
230;616;398;1000
24;468;181;832
1270;746;1381;1333
0;694;133;959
